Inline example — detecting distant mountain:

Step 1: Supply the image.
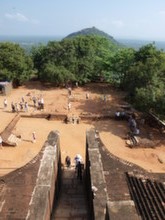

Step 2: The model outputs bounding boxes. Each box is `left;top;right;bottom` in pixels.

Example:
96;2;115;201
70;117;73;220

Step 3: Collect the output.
64;27;121;46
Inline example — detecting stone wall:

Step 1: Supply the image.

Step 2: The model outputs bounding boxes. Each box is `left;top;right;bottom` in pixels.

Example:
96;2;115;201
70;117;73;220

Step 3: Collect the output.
1;113;20;143
26;130;61;220
86;128;108;220
0;81;12;96
85;129;140;220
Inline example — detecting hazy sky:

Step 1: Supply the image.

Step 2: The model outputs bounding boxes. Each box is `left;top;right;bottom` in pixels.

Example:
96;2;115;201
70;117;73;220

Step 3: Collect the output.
1;0;165;40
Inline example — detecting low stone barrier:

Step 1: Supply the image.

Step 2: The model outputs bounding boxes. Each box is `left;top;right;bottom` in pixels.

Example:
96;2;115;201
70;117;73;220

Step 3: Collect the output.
86;128;108;220
1;113;20;144
26;130;61;220
85;129;140;220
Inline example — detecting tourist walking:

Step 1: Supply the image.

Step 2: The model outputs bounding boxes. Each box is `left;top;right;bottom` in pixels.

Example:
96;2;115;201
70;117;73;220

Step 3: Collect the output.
77;161;83;180
68;87;72;96
24;102;28;112
19;102;24;111
32;96;37;108
0;135;3;149
68;102;71;111
65;156;71;168
74;154;83;167
32;131;36;143
11;102;15;112
15;103;19;112
40;97;44;110
74;154;83;180
3;98;7;109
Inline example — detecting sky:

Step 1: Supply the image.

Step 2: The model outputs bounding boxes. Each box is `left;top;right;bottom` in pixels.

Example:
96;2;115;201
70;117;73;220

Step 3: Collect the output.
1;0;165;40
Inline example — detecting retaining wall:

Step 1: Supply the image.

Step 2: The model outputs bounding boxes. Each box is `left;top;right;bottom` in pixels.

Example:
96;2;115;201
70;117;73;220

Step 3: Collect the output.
1;113;20;142
26;130;61;220
86;128;108;220
85;129;141;220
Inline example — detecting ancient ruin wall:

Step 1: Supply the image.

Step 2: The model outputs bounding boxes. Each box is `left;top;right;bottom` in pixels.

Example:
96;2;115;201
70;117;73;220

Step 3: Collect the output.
26;130;61;220
86;128;108;220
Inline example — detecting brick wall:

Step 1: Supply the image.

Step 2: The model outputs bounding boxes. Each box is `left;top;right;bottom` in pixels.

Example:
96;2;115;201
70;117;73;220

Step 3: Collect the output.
26;130;61;220
85;128;108;220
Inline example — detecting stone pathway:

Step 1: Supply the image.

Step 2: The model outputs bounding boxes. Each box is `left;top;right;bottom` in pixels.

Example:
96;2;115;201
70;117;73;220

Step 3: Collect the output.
51;166;89;220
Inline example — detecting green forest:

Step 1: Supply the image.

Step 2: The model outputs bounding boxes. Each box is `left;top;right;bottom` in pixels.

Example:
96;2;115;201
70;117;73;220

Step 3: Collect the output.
0;34;165;118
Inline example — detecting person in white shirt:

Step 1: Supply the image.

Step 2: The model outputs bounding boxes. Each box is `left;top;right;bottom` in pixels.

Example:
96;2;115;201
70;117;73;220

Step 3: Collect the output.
74;154;83;166
3;98;7;109
40;97;44;109
0;135;3;148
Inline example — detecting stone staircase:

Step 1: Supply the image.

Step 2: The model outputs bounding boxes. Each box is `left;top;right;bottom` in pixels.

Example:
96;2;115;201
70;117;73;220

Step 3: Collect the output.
1;113;21;147
51;166;89;220
7;133;21;146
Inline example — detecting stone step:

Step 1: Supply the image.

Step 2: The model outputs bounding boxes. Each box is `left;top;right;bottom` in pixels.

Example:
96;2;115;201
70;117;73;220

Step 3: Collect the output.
54;209;88;219
8;134;21;145
56;197;87;206
52;167;89;220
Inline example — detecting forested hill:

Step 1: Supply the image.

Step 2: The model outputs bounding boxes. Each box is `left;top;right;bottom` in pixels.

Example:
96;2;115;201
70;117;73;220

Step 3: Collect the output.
64;26;121;46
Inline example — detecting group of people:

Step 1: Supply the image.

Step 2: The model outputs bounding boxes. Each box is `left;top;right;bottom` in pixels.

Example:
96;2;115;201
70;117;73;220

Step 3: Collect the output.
33;96;44;110
11;100;29;112
65;154;83;180
3;94;45;113
115;110;127;120
64;114;80;124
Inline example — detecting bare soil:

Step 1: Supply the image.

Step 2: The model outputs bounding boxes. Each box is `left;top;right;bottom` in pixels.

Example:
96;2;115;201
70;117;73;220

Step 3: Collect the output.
0;81;165;176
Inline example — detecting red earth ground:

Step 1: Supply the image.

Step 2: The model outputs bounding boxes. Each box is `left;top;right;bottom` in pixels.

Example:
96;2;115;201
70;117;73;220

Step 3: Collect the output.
0;81;165;176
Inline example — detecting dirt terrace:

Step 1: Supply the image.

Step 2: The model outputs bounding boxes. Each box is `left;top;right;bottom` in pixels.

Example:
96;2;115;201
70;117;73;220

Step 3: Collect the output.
0;81;165;177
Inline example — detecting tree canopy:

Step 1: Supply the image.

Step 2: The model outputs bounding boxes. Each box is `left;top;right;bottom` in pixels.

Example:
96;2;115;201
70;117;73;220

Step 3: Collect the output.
109;43;165;117
32;35;119;84
0;42;33;86
0;35;165;118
